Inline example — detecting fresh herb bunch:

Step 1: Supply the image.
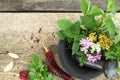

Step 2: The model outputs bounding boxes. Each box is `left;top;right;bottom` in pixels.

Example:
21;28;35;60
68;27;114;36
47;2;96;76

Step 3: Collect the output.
28;55;52;80
57;0;120;66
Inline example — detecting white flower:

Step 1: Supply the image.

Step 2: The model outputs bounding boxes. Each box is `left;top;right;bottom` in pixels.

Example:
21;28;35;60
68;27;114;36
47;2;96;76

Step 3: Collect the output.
91;43;101;53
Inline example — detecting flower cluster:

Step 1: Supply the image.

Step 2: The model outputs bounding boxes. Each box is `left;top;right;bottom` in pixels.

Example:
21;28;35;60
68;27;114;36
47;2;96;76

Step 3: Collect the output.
57;0;120;68
98;34;114;50
79;32;114;63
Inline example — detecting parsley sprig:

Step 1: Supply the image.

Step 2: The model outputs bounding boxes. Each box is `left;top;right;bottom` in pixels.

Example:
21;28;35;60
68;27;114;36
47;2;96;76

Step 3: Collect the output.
28;55;52;80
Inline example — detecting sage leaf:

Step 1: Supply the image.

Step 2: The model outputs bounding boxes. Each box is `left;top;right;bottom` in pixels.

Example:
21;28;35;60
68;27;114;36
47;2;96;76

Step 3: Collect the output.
57;19;73;30
80;0;90;15
8;53;19;59
4;61;14;72
105;18;115;38
88;6;103;16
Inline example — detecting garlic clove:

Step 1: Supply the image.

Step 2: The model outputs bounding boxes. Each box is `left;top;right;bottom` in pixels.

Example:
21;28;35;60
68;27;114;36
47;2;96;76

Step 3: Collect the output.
8;53;19;59
4;61;14;72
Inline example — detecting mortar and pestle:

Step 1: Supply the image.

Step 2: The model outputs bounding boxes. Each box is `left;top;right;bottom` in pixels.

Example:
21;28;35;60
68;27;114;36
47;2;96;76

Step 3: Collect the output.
58;40;118;80
75;55;118;79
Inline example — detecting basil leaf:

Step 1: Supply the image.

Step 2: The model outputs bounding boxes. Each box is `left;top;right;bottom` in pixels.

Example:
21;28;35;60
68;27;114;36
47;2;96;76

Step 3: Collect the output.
57;19;73;30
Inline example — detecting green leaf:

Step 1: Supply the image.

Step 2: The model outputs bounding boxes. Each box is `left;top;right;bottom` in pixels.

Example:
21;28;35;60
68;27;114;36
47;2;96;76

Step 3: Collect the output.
118;67;120;72
77;51;87;66
80;25;87;30
88;6;103;16
56;30;66;40
105;18;115;38
71;21;80;35
115;34;120;44
63;29;74;38
72;41;79;55
74;34;85;41
81;16;97;30
107;0;118;14
57;19;73;30
80;0;90;15
63;21;80;38
28;55;52;80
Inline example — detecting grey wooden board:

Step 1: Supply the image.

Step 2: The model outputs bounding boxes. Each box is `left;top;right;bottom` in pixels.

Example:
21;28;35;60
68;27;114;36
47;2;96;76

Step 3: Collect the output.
0;0;120;12
0;13;120;80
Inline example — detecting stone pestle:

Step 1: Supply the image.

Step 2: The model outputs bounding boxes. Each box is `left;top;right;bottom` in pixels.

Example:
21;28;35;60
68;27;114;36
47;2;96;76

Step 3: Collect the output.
75;55;118;79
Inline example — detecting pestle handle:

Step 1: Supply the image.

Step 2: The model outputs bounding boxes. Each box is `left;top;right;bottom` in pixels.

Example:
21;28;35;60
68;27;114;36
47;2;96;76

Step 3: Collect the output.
75;55;104;70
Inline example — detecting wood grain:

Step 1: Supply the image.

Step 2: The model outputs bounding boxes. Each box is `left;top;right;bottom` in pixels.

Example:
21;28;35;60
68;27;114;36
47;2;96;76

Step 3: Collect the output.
0;0;119;12
0;13;120;80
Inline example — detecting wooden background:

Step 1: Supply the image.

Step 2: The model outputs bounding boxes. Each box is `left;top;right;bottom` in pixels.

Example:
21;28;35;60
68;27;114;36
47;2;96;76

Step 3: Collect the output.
0;0;120;80
0;0;119;12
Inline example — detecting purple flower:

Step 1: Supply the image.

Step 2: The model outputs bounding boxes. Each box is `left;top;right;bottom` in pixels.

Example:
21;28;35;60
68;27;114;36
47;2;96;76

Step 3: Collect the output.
80;37;94;53
80;37;93;49
80;47;88;54
86;53;102;63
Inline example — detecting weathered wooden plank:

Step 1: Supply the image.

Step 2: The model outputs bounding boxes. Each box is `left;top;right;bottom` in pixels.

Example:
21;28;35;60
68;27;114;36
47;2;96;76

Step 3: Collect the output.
0;13;120;80
0;0;120;12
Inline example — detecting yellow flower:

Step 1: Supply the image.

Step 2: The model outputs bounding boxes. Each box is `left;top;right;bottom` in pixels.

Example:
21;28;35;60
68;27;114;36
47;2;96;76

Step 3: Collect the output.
88;32;96;41
98;34;114;50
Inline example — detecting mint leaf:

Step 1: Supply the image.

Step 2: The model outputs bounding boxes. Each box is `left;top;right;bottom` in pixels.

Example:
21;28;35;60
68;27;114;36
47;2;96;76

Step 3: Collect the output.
88;6;103;16
71;21;80;35
80;0;90;15
72;41;79;55
74;34;85;41
56;30;66;40
105;18;115;38
57;19;73;30
81;16;97;30
63;21;80;38
63;29;74;38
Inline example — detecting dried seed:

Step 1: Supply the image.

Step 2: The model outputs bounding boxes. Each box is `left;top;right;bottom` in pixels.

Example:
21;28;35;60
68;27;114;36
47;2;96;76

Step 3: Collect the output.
8;53;19;59
36;39;40;43
38;28;42;33
4;61;14;72
31;46;34;49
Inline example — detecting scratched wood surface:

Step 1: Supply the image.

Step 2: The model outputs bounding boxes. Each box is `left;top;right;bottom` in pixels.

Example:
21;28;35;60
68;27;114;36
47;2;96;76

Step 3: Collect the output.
0;0;120;12
0;13;120;80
